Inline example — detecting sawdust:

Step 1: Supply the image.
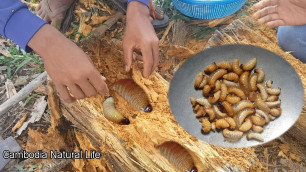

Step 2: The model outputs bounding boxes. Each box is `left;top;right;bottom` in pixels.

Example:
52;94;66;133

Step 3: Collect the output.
167;45;196;58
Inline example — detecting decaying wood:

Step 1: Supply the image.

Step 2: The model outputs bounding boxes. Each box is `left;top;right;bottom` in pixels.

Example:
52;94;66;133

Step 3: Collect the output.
46;39;263;171
16;96;47;136
78;11;123;46
0;71;47;117
208;15;235;28
160;21;175;45
5;79;16;99
205;16;306;146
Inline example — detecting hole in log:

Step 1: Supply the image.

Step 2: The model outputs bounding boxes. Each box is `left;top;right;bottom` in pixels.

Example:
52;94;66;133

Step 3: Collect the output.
158;141;198;172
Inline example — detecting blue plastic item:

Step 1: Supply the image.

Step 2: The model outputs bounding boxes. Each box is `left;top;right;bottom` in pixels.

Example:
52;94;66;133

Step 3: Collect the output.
172;0;247;19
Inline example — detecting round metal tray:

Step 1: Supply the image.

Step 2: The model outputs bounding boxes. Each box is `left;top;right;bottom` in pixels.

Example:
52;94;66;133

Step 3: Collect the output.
168;44;304;147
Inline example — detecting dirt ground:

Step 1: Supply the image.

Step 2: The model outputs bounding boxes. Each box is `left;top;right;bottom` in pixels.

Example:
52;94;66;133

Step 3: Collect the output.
0;0;305;171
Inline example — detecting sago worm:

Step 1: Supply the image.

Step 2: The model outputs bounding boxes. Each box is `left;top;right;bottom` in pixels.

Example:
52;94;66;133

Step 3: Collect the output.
242;58;257;71
226;95;241;104
248;91;257;102
247;133;264;142
265;100;281;108
206;108;216;121
209;69;227;87
215;119;230;129
225;117;236;129
199;75;209;89
211;122;216;132
204;62;217;74
266;95;278;102
249;74;258;91
103;97;130;125
255;109;270;124
228;87;246;100
237;108;255;126
266;80;273;88
201;118;211;133
254;93;270;113
196;97;212;108
158;141;197;172
213;105;227;119
202;85;211;97
255;68;265;83
217;61;232;71
251;115;266;126
266;87;281;95
239;71;250;92
239;118;252;132
257;83;268;101
223;79;239;88
196;107;206;118
232;59;243;75
190;97;197;107
233;100;254;113
220;83;228;101
270;108;282;117
193;104;200;112
208;90;221;104
213;80;221;92
222;129;243;142
252;125;264;133
223;72;239;82
194;72;203;89
222;101;234;117
269;114;276;120
112;79;152;112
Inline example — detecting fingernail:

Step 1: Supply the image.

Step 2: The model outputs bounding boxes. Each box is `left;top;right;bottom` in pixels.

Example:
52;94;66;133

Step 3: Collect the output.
101;76;106;81
125;65;129;72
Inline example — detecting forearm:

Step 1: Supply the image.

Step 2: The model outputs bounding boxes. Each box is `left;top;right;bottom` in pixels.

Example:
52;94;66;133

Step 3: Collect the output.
127;0;149;7
0;0;46;52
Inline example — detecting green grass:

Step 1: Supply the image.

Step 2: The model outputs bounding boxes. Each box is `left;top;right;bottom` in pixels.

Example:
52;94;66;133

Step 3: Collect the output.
192;27;216;40
0;44;44;78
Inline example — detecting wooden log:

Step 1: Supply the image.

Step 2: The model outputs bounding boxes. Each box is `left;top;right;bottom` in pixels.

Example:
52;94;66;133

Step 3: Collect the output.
205;16;306;146
0;71;47;117
48;39;264;171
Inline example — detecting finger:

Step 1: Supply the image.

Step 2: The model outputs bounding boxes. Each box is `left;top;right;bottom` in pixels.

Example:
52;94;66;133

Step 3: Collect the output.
254;0;278;10
68;84;86;99
253;5;278;19
37;10;43;17
36;3;42;13
89;74;109;96
151;39;159;73
55;84;75;103
77;79;97;98
266;19;285;27
141;45;154;78
123;44;134;72
257;13;280;25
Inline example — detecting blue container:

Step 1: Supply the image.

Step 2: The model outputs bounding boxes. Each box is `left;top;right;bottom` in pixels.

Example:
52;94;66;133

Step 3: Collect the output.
172;0;247;19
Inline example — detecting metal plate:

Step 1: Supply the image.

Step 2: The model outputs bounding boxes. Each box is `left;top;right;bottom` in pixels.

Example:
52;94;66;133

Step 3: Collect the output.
169;44;304;148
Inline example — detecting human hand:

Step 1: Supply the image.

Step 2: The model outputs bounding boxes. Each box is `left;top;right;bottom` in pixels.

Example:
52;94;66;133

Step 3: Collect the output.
28;25;109;102
123;1;159;78
253;0;306;27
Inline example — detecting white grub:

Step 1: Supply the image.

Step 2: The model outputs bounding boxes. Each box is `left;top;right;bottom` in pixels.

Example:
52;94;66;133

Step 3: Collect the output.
255;109;270;124
239;118;252;132
270;108;282;117
223;79;239;88
265;80;273;88
266;95;278;102
269;114;276;121
247;133;264;142
252;125;264;133
213;105;227;119
255;68;265;83
257;83;268;101
237;108;255;126
266;87;281;95
196;97;212;108
265;100;281;108
233;100;254;113
223;129;243;142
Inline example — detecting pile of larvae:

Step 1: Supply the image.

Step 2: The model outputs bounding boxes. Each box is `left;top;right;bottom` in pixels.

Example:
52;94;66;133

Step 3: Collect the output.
190;58;282;142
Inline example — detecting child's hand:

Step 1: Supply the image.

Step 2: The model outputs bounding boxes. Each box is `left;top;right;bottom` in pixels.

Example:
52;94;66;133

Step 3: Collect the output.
29;25;109;102
123;1;159;78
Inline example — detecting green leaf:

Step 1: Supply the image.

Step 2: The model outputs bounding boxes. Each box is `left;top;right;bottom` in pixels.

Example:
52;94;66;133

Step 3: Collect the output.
14;165;26;172
27;164;38;172
14;58;32;75
24;93;40;106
